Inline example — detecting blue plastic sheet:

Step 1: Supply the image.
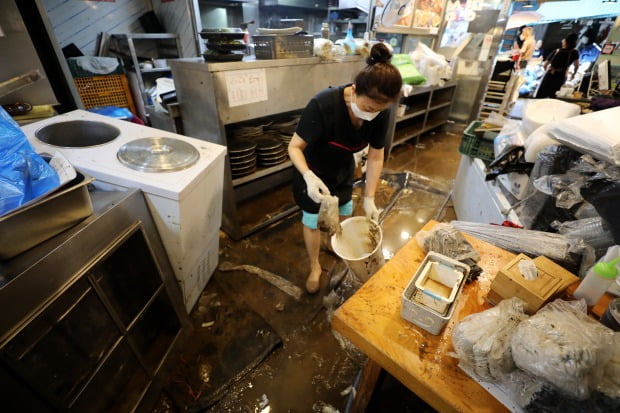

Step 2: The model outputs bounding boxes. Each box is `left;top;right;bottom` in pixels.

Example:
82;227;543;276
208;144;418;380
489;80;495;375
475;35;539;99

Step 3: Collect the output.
0;107;60;216
87;105;133;120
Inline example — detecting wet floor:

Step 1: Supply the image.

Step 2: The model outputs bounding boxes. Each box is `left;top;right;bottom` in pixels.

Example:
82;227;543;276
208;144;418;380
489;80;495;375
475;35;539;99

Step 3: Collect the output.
153;129;464;413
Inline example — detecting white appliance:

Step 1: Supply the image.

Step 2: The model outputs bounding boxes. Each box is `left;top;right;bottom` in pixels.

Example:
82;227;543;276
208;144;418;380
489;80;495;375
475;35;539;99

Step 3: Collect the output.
21;110;226;313
453;155;523;226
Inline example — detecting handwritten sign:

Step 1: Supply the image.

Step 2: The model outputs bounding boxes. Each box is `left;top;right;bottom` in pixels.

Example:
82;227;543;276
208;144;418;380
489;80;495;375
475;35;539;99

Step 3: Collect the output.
225;69;268;107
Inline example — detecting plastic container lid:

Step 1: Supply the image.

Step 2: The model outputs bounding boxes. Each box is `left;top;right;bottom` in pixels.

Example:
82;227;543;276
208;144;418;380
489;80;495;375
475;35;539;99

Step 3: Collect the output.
593;256;620;279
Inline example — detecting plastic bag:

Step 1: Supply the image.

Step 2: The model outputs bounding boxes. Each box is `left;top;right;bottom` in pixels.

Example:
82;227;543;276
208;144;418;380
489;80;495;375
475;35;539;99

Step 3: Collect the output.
551;217;615;251
0;107;60;216
516;145;582;231
597;333;620;399
68;56;120;75
532;173;585;209
450;220;573;264
415;223;480;262
452;297;529;381
550;106;620;166
521;98;580;136
88;106;134;120
523;123;562;163
493;118;523;158
408;42;452;87
506;371;620;412
511;299;615;400
391;54;426;85
581;179;620;245
314;38;338;61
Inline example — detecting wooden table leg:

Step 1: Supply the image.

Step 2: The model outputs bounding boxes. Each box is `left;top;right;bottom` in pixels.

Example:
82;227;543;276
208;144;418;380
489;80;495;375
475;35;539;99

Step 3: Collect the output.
350;358;383;413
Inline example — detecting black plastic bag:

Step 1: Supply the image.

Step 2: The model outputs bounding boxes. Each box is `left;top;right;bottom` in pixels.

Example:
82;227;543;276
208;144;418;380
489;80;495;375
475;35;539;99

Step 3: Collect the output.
581;179;620;245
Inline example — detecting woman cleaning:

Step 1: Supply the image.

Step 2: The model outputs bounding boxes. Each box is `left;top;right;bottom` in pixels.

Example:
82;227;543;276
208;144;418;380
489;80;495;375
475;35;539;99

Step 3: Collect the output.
536;33;580;99
288;43;403;293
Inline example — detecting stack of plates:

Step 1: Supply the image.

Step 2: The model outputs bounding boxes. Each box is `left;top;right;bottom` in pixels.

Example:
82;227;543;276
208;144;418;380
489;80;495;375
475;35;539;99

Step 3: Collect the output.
232;125;264;139
229;140;257;178
265;116;298;147
256;138;287;167
200;28;246;62
265;116;299;131
278;133;292;147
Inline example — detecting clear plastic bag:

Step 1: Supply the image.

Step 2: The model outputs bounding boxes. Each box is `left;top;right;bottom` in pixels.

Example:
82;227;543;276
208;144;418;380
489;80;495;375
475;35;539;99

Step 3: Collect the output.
552;217;615;251
494;118;524;158
511;299;615;400
0;107;60;216
452;297;529;381
415;222;480;262
516;145;582;231
597;333;620;400
451;220;573;264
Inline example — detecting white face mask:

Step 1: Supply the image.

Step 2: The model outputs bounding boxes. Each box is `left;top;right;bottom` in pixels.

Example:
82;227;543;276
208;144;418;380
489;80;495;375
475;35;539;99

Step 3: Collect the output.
350;88;380;121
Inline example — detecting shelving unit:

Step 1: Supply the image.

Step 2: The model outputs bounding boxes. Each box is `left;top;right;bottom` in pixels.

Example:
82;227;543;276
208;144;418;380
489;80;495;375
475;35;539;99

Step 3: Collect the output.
387;81;456;155
327;6;369;39
108;33;182;121
171;56;367;240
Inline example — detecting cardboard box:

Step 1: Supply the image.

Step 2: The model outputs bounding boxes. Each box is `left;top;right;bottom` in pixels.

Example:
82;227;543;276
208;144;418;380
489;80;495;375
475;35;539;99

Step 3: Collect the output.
488;254;579;314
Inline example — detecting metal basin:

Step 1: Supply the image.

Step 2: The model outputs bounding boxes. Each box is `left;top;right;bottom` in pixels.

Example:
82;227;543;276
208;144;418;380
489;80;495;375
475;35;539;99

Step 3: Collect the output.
35;120;120;148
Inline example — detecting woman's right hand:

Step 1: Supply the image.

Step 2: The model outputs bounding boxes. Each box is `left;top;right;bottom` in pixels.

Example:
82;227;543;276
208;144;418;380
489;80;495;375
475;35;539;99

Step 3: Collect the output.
303;170;330;203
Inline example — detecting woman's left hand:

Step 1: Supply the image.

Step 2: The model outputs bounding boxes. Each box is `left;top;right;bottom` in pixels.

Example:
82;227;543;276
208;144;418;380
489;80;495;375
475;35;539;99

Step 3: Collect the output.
363;196;379;222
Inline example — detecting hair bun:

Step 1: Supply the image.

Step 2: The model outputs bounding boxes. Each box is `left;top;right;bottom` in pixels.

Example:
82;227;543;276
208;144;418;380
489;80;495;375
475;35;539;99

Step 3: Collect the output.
367;43;392;65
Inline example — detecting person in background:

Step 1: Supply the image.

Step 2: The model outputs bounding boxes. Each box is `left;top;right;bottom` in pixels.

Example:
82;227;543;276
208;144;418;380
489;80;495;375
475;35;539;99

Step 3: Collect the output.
517;27;536;70
535;33;580;99
533;39;544;58
510;26;526;68
288;43;402;294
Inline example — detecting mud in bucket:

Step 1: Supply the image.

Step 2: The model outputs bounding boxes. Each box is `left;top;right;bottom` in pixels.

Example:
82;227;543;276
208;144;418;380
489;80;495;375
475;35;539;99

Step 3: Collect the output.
331;216;385;282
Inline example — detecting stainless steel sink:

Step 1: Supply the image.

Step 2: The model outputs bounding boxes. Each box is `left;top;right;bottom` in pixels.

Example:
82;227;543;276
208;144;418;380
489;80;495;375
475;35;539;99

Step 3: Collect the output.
35;120;120;147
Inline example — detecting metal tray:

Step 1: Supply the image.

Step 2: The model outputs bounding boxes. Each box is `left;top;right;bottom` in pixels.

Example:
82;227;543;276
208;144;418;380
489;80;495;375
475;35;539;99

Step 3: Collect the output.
0;170;95;260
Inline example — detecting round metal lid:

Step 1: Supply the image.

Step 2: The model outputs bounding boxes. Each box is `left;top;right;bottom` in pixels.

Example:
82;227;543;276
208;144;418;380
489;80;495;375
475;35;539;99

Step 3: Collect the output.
117;137;199;172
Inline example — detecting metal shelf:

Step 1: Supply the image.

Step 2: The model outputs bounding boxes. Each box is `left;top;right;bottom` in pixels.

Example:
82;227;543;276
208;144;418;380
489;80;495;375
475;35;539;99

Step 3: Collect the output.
232;161;292;187
140;67;171;74
428;101;452;111
108;33;182;120
387;82;455;154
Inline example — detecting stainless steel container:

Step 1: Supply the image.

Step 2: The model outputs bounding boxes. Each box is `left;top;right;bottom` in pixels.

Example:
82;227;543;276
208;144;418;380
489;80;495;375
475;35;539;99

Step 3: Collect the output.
401;252;470;335
0;171;94;259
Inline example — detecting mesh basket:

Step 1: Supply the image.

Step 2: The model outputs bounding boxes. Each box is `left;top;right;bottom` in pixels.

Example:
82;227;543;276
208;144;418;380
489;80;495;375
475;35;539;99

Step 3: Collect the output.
73;75;136;115
253;35;313;59
458;121;496;162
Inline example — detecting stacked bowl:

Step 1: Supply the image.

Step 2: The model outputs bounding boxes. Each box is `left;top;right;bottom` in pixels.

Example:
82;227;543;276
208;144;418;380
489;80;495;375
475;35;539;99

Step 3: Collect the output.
200;28;246;62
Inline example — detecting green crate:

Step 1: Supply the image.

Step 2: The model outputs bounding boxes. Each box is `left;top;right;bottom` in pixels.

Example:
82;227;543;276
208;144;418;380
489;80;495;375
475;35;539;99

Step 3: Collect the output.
458;121;497;162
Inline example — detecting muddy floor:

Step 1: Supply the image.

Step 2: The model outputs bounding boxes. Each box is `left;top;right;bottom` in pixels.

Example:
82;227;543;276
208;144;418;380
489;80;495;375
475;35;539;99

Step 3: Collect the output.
153;129;463;413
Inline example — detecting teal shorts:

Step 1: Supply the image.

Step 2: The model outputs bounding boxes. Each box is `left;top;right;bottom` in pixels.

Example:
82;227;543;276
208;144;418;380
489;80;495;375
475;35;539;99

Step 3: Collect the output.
302;200;353;229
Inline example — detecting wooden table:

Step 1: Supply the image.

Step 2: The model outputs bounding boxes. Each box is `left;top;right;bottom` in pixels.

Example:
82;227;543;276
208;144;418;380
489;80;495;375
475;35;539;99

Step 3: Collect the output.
332;220;517;413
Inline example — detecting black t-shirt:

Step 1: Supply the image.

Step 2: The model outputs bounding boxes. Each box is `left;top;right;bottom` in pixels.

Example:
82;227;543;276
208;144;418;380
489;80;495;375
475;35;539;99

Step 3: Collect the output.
548;48;580;71
293;85;390;212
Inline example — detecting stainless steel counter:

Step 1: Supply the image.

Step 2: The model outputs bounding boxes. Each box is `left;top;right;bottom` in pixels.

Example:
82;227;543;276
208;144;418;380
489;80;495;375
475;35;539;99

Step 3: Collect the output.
0;189;190;412
171;56;367;135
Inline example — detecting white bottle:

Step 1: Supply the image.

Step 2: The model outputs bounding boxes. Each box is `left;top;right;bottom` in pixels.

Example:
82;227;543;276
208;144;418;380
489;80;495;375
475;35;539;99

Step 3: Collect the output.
573;257;620;306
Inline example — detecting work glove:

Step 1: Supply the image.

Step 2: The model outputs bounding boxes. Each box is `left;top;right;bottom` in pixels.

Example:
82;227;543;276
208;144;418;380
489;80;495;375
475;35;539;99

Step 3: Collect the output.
363;196;379;222
303;170;330;203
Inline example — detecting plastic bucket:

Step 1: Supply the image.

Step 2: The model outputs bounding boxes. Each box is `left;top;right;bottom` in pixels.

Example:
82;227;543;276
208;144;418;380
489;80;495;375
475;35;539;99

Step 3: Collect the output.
331;216;385;282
